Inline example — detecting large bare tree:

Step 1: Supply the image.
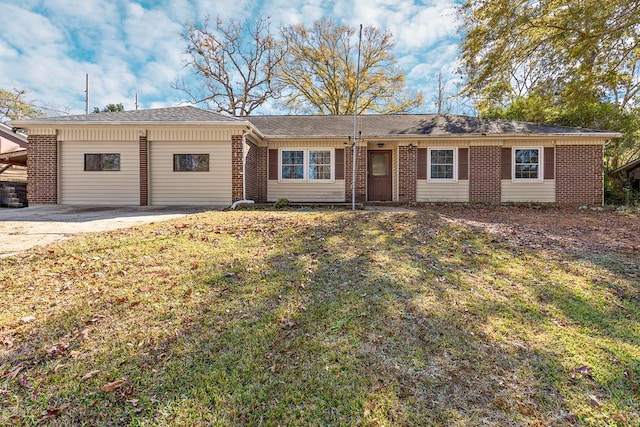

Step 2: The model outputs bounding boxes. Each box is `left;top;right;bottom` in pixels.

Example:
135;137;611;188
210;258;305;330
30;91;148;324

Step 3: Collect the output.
276;19;423;115
176;16;285;117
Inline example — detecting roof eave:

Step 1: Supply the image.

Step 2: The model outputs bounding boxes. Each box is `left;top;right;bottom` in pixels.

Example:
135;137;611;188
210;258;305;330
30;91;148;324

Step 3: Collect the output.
261;132;621;140
9;120;249;127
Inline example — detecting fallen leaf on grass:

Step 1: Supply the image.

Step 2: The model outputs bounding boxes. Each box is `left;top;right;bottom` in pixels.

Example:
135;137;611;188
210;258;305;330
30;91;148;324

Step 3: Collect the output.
80;328;91;340
46;403;71;417
587;395;602;407
571;365;593;379
102;379;126;392
87;314;106;323
1;364;23;380
19;376;31;390
2;335;14;348
80;370;100;381
18;315;36;324
46;343;69;357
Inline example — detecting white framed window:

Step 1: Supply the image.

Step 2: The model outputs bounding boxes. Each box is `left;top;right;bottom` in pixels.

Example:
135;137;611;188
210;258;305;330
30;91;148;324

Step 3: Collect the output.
279;149;334;182
513;148;542;181
428;148;457;182
281;150;304;179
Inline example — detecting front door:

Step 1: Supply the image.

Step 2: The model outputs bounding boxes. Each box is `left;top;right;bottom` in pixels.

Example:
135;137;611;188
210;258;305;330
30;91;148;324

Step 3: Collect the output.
367;150;392;201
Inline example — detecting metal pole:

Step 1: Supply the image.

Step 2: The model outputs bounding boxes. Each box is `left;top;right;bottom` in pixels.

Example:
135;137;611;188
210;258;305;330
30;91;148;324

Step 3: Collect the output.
352;24;363;211
85;74;89;115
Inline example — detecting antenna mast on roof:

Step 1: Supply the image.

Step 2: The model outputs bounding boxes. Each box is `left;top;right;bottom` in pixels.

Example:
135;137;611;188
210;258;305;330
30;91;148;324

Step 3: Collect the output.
84;74;89;115
352;24;363;211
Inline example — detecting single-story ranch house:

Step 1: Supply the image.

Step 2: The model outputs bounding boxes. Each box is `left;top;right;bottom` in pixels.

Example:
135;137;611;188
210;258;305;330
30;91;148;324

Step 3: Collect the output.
11;106;620;206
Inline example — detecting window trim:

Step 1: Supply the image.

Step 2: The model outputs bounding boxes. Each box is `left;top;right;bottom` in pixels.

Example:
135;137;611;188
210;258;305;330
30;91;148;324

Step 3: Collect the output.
427;147;458;182
512;147;543;182
173;154;210;172
278;148;334;183
84;153;121;172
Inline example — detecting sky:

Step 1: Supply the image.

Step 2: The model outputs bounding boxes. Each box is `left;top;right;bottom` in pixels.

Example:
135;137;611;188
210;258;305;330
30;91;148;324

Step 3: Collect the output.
0;0;465;117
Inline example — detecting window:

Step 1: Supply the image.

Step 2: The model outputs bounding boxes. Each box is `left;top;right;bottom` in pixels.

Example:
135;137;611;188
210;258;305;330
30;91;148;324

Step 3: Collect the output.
84;153;120;171
173;154;209;172
280;149;333;182
428;148;456;181
513;148;541;180
281;150;304;179
309;150;331;180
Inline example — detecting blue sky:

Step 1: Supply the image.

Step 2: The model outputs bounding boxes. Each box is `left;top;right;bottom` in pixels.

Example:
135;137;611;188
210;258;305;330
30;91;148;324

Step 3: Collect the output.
0;0;464;117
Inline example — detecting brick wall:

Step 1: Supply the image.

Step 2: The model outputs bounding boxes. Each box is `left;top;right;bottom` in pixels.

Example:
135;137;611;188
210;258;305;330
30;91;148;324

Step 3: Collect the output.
398;146;417;202
139;136;148;206
469;145;501;204
27;134;58;204
231;135;243;202
556;145;603;205
244;140;256;201
255;146;267;203
244;140;267;203
345;145;367;203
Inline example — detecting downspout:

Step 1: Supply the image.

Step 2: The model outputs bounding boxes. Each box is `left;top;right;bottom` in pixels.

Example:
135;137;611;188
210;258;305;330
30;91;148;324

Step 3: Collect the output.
230;127;255;209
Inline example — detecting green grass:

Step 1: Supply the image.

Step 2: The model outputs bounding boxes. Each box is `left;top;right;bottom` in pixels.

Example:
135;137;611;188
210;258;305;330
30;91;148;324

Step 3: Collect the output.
1;208;638;426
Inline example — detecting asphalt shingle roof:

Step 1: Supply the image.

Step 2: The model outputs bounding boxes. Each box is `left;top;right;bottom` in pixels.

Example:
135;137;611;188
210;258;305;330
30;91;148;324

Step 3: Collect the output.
246;114;617;137
13;106;619;138
23;106;244;123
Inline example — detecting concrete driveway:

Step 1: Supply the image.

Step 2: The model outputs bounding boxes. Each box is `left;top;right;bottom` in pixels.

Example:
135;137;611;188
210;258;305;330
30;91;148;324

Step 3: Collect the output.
0;205;214;257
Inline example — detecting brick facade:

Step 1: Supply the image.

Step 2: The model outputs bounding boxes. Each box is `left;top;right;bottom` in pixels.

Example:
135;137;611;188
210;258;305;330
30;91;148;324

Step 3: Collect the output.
469;145;502;204
27;134;58;204
398;146;417;202
556;145;603;205
231;135;243;202
139;136;148;206
244;140;267;203
255;146;268;203
345;145;367;203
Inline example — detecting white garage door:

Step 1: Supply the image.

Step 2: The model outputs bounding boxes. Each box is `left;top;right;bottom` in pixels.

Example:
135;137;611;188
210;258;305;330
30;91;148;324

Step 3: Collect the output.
149;141;232;205
59;141;140;205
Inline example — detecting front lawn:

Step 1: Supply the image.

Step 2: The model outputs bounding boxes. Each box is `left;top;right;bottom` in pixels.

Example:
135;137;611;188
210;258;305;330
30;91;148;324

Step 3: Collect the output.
1;207;638;426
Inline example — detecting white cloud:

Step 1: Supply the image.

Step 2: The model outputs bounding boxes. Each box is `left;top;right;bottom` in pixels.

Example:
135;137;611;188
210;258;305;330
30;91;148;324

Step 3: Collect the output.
393;3;459;50
0;0;465;116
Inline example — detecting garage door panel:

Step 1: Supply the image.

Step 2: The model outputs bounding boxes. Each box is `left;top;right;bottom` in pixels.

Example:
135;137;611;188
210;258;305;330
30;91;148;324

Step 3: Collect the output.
60;141;139;205
149;141;231;205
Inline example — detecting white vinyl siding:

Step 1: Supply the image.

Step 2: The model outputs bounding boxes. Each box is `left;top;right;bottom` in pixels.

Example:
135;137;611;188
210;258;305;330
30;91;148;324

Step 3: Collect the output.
149;141;231;205
267;181;345;202
416;181;469;202
59;141;139;205
501;180;556;202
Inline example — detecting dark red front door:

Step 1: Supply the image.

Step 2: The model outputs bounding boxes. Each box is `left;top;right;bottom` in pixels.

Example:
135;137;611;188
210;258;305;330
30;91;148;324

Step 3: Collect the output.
368;150;392;201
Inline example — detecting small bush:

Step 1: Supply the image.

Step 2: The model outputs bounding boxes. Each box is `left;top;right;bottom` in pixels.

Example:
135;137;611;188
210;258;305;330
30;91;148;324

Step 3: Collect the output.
274;198;289;209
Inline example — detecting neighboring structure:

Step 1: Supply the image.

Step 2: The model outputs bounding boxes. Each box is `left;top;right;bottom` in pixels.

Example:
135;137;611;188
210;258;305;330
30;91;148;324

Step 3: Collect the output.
0;123;28;207
1;123;27;168
11;106;620;206
610;158;640;192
